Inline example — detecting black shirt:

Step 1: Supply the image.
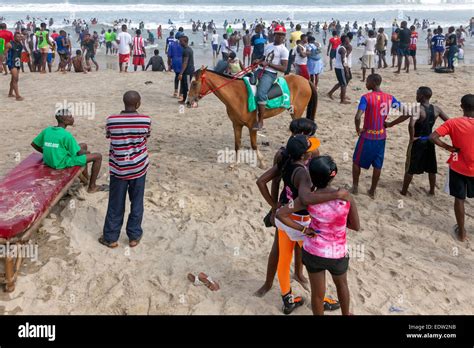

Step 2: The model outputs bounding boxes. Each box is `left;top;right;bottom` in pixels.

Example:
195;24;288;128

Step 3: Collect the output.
182;46;195;75
446;33;457;47
146;55;165;71
398;28;411;47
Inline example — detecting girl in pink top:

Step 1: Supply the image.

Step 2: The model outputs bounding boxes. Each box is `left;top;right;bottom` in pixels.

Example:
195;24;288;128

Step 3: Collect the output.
277;156;360;315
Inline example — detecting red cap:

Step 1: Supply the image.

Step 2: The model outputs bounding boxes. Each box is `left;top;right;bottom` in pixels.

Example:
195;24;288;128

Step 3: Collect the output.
274;25;286;34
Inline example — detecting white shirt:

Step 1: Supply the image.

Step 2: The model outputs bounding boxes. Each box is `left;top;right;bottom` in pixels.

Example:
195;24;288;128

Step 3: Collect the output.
219;39;228;53
335;45;346;69
211;34;219;45
294;43;307;65
363;37;376;55
264;43;289;73
117;31;132;55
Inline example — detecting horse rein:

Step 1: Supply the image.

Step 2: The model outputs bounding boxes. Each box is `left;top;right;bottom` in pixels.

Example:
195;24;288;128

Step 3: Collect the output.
198;60;263;99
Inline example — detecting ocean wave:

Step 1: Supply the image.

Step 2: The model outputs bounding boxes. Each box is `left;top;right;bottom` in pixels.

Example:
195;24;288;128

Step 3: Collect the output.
1;3;473;13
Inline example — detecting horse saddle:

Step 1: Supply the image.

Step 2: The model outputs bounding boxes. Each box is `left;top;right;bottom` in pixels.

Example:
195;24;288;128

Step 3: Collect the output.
246;74;283;99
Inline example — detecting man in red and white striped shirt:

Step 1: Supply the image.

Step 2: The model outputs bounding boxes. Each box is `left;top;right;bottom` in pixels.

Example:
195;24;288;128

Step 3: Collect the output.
132;29;146;71
100;90;151;249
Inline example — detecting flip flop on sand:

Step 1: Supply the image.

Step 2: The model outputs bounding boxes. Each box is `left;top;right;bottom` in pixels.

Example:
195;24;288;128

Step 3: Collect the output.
98;236;118;249
129;238;141;248
323;297;341;311
187;272;220;291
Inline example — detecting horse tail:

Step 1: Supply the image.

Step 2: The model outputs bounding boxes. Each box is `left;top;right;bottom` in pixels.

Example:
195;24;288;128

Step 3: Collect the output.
306;80;318;121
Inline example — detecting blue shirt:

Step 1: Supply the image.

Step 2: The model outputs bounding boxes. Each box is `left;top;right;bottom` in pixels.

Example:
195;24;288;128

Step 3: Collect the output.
431;34;445;49
168;40;183;73
251;33;267;59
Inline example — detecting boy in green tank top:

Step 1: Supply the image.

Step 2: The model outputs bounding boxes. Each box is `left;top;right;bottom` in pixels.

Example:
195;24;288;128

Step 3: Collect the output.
35;22;50;73
31;109;104;193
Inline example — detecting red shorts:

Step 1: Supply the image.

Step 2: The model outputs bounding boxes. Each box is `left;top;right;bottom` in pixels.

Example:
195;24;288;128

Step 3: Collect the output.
133;55;145;66
243;46;251;57
119;53;130;64
296;64;310;80
21;52;30;63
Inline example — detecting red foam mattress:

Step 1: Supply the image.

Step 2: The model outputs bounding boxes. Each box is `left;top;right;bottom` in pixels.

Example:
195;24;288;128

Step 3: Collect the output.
0;153;82;240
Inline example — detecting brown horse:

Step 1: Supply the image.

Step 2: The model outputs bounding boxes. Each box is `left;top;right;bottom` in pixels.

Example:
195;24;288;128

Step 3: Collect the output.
187;67;317;166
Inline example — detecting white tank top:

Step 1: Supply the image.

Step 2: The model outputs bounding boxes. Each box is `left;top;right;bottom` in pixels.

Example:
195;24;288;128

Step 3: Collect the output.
335;45;346;69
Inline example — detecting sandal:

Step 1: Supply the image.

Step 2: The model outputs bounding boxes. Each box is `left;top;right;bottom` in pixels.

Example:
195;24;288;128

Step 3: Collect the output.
98;236;118;249
187;272;220;291
324;297;341;311
129;238;141;248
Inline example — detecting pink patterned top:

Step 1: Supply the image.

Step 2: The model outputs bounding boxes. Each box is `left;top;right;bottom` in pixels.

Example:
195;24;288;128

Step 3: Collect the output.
304;199;351;259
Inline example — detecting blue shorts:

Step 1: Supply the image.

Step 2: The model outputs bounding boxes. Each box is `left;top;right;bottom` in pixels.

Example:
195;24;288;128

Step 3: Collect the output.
353;137;386;170
212;43;218;52
434;46;445;53
47;53;53;63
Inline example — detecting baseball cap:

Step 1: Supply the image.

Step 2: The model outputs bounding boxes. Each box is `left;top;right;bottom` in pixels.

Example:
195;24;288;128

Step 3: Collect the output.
274;25;286;34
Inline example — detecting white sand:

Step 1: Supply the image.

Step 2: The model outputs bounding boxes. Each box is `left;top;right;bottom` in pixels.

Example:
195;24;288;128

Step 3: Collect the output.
0;60;473;315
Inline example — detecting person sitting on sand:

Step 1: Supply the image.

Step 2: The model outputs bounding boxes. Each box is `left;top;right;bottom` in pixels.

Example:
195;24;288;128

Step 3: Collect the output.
145;49;166;71
71;50;89;73
6;32;24;101
401;87;449;196
277;155;360;315
100;91;151;249
352;74;409;198
430;94;474;242
31;109;103;193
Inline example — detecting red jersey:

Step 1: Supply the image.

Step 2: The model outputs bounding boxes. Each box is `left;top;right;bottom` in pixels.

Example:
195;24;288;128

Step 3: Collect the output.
0;29;14;44
358;91;401;140
329;36;341;50
132;36;145;55
409;32;418;50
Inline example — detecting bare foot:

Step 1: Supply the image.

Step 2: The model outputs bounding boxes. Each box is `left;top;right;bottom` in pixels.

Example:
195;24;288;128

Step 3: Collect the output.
254;283;272;297
294;273;309;291
367;189;376;199
350;186;359;195
454;225;468;242
327;93;334;100
8;94;14;98
15;96;24;101
393;71;400;74
340;100;351;104
87;184;108;193
399;190;411;196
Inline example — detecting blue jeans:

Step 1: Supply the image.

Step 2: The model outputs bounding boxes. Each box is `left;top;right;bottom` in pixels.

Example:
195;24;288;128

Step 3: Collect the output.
256;69;277;104
103;174;146;243
448;45;458;70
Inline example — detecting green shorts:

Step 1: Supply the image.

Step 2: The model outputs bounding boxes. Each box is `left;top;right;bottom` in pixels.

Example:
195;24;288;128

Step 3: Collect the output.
64;154;87;168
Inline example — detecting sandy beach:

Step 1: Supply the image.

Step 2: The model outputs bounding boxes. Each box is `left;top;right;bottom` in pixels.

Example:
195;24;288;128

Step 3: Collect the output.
0;34;473;315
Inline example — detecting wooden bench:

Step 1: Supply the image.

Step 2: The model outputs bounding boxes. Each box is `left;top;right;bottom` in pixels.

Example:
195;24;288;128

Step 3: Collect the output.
0;153;83;292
